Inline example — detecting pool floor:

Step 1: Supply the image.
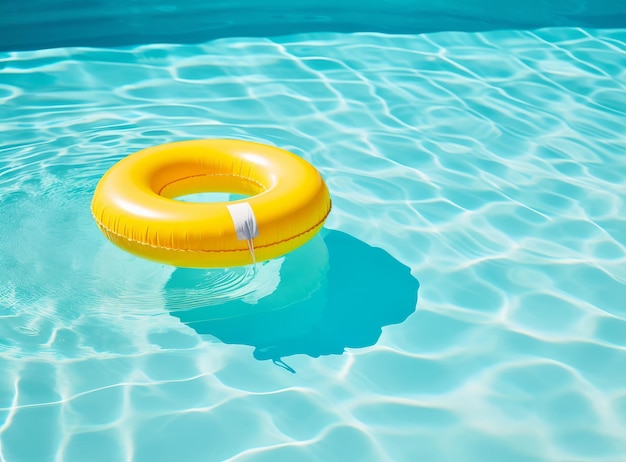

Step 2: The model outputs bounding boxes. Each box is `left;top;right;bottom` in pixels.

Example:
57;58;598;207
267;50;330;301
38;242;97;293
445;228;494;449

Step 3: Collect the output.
1;27;626;461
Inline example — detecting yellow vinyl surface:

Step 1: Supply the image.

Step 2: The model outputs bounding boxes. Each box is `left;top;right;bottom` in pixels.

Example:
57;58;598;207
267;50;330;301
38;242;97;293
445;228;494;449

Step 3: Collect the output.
90;139;331;267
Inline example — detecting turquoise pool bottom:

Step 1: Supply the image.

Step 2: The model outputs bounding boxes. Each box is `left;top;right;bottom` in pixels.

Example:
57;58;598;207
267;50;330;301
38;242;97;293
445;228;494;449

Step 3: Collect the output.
1;27;626;462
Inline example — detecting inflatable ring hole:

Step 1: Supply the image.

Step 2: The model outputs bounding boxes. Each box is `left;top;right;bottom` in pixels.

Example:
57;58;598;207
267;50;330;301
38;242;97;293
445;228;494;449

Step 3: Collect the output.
157;172;266;203
175;192;251;203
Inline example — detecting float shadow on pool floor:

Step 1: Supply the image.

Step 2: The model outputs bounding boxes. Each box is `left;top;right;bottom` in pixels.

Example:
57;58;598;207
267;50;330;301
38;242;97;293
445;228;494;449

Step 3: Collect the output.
164;229;419;364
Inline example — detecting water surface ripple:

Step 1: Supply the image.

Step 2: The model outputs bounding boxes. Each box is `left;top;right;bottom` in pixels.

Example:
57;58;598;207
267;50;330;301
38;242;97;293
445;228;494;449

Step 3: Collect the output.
1;28;626;462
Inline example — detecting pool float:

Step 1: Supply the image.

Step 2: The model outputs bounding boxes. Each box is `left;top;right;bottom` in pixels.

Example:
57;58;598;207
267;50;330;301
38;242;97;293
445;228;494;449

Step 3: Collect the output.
91;139;331;267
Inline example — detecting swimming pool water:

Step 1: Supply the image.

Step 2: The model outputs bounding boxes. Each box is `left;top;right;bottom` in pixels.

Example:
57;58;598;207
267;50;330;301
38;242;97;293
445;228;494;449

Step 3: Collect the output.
1;23;626;462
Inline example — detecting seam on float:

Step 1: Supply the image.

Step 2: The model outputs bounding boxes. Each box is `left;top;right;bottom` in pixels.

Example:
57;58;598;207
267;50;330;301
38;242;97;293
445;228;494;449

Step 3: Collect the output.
90;201;331;253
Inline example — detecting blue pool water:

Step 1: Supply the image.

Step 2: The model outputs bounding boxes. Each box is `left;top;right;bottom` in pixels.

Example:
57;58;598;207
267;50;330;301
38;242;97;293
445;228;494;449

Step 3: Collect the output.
1;3;626;462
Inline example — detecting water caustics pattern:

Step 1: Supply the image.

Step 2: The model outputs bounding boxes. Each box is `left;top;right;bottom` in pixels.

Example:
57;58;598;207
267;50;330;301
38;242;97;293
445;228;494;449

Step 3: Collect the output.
1;27;626;461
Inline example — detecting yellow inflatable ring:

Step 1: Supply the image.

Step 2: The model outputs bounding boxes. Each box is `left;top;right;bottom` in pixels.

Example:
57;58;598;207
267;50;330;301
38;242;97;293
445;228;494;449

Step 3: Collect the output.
91;139;331;268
